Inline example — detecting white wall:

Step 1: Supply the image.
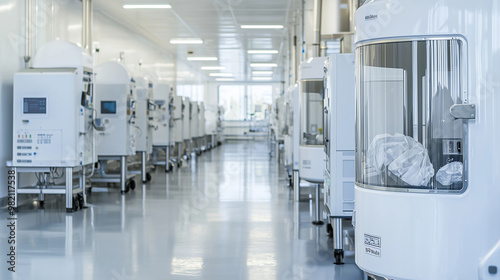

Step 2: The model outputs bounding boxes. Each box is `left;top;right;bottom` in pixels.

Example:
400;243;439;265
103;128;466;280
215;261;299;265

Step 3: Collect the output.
0;0;190;200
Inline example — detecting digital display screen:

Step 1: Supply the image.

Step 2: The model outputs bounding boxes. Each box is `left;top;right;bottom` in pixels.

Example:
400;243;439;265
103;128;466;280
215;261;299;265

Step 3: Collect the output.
101;101;117;114
23;98;47;114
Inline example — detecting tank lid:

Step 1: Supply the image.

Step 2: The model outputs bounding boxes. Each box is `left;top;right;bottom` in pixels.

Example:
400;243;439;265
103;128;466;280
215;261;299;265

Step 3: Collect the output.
95;61;133;84
33;40;93;70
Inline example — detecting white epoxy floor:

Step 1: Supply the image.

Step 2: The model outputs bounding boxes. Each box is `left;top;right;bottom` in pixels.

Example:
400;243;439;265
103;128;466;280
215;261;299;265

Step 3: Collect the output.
0;141;363;280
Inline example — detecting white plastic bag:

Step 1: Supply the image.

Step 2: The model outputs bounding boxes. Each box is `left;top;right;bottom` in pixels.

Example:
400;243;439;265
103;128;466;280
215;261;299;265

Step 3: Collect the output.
388;139;435;186
436;161;463;186
367;133;435;186
367;133;410;173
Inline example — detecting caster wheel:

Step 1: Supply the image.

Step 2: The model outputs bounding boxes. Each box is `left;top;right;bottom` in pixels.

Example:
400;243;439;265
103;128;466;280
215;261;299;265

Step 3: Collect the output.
334;249;344;265
177;162;181;168
77;194;84;209
169;163;174;172
327;223;333;238
146;173;152;182
72;197;79;212
129;180;136;190
123;182;131;194
39;201;45;208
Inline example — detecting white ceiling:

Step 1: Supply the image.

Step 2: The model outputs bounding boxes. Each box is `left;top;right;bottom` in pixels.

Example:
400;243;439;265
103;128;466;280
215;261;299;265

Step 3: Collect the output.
94;0;295;83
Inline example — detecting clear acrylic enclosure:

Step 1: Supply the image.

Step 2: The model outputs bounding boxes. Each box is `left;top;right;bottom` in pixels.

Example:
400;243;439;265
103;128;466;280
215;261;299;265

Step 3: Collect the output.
355;39;466;192
300;80;324;146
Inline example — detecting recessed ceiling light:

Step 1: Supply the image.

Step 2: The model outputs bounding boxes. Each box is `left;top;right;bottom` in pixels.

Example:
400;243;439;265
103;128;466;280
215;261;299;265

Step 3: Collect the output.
123;4;172;9
209;73;233;77
187;57;218;61
250;63;278;68
169;38;203;44
252;77;273;81
201;66;226;70
241;25;284;29
252;71;273;75
247;50;279;54
216;78;235;81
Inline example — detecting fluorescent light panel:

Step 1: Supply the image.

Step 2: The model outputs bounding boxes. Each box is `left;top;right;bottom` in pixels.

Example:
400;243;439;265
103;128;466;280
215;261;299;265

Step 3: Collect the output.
123;4;171;9
154;63;174;67
187;57;218;61
209;73;233;77
216;78;235;81
201;66;225;70
247;50;279;54
241;25;284;29
252;77;272;81
170;38;203;44
250;63;278;68
252;71;273;75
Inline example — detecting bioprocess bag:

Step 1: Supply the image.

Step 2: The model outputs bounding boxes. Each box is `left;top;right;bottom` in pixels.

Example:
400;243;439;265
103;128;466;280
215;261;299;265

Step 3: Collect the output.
367;133;410;173
436;161;463;186
367;133;435;187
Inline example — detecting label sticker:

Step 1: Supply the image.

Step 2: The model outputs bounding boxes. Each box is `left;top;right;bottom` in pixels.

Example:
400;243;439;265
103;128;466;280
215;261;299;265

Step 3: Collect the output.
364;234;381;258
365;247;381;257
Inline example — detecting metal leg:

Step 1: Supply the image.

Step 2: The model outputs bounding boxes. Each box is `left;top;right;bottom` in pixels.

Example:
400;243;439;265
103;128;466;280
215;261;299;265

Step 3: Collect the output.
66;167;73;212
81;167;87;207
178;144;182;167
312;184;324;225
39;174;45;204
166;146;170;172
275;141;279;162
293;170;300;202
333;217;344;264
141;151;147;183
120;156;127;194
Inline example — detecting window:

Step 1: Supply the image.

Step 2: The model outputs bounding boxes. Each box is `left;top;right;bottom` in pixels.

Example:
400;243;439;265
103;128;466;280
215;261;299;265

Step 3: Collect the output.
218;85;273;121
300;80;324;146
356;39;466;192
218;85;245;120
177;85;205;101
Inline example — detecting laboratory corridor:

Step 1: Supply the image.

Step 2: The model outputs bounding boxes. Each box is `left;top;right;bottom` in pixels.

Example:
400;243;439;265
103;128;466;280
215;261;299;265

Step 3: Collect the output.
1;141;363;280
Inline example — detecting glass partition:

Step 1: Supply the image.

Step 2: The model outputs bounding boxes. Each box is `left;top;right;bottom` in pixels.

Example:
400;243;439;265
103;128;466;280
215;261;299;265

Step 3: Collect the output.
300;80;324;146
356;39;466;192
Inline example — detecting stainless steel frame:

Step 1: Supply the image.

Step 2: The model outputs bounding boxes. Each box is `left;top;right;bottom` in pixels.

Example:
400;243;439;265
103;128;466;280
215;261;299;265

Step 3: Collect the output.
7;164;86;212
